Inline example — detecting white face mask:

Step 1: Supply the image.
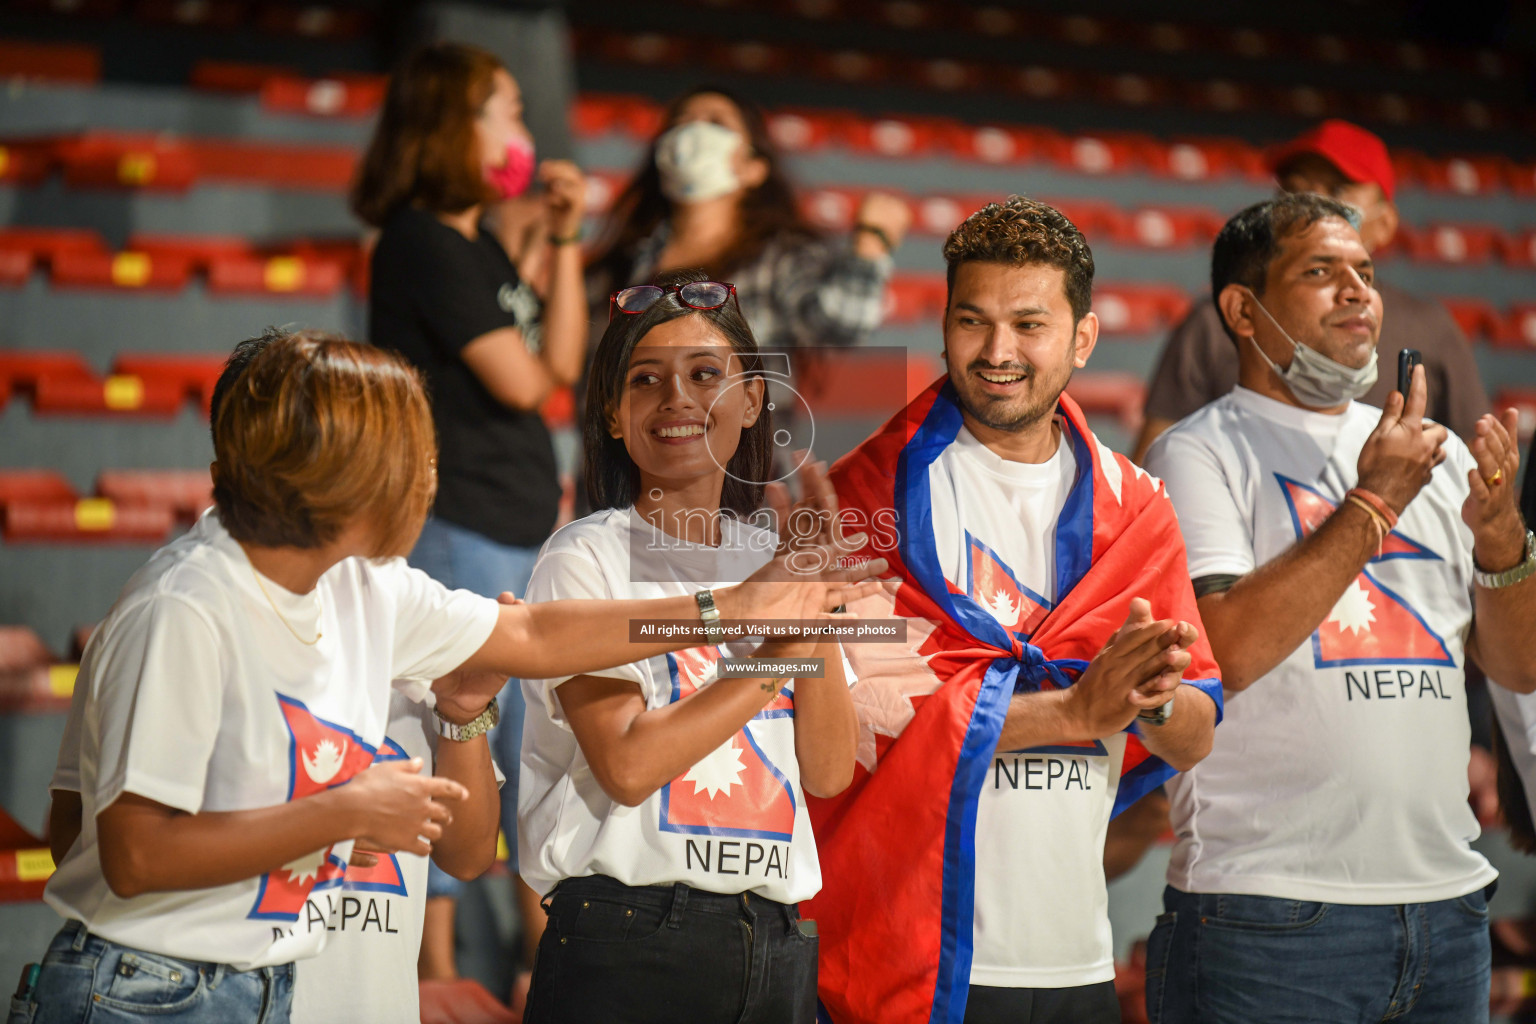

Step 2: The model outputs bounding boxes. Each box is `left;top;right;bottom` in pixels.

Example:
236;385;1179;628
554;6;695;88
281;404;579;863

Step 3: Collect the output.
1242;288;1378;408
655;121;744;204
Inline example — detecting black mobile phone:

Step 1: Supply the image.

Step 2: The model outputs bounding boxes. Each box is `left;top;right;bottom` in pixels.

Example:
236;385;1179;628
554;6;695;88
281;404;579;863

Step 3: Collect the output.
1398;348;1422;398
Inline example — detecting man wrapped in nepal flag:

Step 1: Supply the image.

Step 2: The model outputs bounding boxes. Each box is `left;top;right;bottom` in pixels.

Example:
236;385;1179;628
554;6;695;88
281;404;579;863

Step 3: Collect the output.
249;694;379;920
804;379;1223;1024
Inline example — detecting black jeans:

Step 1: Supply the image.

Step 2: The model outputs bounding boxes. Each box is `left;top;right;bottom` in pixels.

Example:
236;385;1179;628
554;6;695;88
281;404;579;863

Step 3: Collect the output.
523;875;819;1024
964;980;1120;1024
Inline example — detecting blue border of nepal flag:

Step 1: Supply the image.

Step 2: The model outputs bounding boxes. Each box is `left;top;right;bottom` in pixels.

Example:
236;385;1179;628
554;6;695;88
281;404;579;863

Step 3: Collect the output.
658;646;799;843
804;379;1224;1024
1276;474;1456;668
248;695;380;921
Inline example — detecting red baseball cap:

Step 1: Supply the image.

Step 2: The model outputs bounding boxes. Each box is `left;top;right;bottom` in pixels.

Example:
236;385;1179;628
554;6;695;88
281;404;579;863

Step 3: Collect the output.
1266;119;1396;201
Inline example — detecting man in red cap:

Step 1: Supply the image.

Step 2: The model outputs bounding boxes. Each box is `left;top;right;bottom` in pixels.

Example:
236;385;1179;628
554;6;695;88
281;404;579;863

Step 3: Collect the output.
1130;119;1488;463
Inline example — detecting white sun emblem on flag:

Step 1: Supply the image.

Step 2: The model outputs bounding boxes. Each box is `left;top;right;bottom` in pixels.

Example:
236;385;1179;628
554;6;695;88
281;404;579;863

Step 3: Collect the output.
985;588;1019;626
1326;579;1377;636
683;737;747;799
303;737;347;784
281;847;329;886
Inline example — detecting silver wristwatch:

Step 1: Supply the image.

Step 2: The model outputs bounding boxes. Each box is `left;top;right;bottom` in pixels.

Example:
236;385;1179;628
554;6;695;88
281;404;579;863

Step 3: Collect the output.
1474;529;1536;590
433;698;499;742
1137;693;1174;727
695;589;726;645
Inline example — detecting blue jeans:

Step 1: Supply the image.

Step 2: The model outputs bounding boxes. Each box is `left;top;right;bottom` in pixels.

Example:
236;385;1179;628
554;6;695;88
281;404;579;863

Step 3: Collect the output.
1145;885;1493;1024
408;516;540;897
8;921;293;1024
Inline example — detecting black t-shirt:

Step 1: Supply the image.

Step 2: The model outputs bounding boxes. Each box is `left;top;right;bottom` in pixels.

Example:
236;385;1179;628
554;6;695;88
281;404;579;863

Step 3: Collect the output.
369;206;559;548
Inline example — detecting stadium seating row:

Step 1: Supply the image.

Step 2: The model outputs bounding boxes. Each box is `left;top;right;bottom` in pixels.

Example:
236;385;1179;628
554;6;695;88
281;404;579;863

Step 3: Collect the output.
0;89;1528;202
572;27;1531;139
0;349;226;415
573;95;1536;198
618;0;1520;84
7;0;372;41
0;468;212;542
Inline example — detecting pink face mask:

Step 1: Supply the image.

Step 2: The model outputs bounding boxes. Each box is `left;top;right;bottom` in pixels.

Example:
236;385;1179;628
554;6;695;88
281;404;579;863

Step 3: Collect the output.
485;134;535;199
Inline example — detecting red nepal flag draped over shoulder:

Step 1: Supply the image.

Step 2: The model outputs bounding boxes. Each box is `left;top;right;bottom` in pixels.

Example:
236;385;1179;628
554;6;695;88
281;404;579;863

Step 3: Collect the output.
804;378;1222;1024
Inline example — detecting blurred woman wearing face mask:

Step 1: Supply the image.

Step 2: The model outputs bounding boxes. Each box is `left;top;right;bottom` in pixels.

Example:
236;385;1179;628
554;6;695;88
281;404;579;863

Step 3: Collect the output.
589;86;911;351
351;40;584;999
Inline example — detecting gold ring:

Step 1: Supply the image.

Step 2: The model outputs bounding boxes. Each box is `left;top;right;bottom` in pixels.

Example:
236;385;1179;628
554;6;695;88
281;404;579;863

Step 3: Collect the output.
1486;469;1504;487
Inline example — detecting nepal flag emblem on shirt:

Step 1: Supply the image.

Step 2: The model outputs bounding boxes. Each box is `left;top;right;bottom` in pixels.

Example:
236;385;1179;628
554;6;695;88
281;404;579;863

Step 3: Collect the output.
964;532;1051;641
341;735;410;897
1277;474;1456;668
248;694;379;920
659;646;797;842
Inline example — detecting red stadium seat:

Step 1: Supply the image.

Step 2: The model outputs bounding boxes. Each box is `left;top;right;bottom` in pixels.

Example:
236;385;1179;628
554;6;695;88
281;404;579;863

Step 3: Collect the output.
1053;133;1153;175
0;227;108;266
418;978;518;1024
843;115;958;159
1162;137;1268;183
910;194;989;238
1493;389;1536;445
1408;224;1498;265
1495;230;1536;268
1044;199;1129;245
704;40;794;79
137;0;246;30
0;351;96;394
1;497;174;543
1441;298;1503;342
1121;206;1222;250
190;59;291;94
188;139;357;191
57;133;199;191
0;807;52;902
800;187;866;232
207;255;346;297
885;274;947;326
583;170;629;216
32;374;187;417
1093;284;1191;335
947;124;1039;166
259;74;386;118
111;353;226;411
0;471;76;505
254;3;371;40
96;470;214;522
1500;306;1536;352
1418;155;1508;196
0;138;58;187
1064;372;1146;430
1507;162;1536;198
0;40;102;84
765;109;848;154
51;250;193;291
811;49;895;87
124;233;255;269
0;249;32;286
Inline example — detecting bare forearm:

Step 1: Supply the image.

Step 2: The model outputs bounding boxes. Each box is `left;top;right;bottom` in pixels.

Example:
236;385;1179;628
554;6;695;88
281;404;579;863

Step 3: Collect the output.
1474;577;1536;692
98;790;360;899
791;643;857;797
995;688;1094;753
539;243;587;386
587;669;788;806
1136;685;1217;772
49;790;82;865
429;738;501;880
1202;502;1379;691
460;595;713;687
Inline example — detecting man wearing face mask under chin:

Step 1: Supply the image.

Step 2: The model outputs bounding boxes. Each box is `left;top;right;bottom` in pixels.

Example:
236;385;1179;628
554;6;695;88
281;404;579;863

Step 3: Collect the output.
589;86;912;352
1141;193;1536;1024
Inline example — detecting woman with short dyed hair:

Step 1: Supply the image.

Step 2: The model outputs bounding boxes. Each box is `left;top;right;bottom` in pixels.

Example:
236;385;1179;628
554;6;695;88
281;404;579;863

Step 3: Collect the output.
22;329;880;1024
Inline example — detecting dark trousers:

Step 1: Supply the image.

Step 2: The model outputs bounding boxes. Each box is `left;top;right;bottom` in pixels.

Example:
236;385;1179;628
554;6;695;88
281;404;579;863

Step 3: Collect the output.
964;980;1120;1024
523;875;818;1024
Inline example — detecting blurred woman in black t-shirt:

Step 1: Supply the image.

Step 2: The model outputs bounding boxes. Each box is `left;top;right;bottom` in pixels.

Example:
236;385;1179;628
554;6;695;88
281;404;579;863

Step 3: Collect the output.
351;41;585;997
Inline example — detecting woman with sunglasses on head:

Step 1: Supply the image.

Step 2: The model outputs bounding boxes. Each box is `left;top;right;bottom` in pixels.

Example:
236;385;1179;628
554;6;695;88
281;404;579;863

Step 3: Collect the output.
351;41;587;987
589;87;910;351
518;270;861;1024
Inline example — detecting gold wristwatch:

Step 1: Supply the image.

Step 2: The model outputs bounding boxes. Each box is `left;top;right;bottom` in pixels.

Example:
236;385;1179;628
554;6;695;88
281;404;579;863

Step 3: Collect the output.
433;699;499;742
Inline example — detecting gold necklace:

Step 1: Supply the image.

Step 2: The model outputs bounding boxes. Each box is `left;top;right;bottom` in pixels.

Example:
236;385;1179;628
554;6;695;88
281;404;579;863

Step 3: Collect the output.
249;562;323;645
